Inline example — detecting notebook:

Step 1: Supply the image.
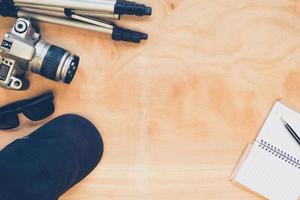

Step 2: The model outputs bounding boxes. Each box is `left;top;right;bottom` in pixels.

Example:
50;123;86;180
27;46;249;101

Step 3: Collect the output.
231;101;300;200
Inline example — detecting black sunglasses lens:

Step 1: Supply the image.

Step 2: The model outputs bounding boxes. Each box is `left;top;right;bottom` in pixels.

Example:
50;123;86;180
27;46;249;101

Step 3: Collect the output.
0;112;20;130
23;100;55;121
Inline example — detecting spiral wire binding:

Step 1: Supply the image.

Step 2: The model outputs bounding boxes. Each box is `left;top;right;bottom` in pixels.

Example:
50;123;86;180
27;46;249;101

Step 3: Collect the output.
258;140;300;169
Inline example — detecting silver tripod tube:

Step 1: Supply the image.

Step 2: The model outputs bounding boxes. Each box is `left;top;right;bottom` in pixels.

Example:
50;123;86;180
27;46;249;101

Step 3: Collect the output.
14;0;115;13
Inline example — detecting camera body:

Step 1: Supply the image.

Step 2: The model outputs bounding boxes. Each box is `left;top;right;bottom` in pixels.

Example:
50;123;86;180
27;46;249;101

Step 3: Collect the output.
0;17;79;90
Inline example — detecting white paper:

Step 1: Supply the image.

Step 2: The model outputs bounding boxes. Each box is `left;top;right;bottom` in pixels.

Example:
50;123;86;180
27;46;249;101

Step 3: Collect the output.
233;101;300;200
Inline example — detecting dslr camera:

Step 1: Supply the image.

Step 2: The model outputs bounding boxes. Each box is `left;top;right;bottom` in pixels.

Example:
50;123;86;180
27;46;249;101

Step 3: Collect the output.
0;17;80;90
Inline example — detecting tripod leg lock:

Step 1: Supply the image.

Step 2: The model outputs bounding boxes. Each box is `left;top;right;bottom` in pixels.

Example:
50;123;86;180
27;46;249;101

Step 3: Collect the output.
112;25;148;43
64;8;74;18
114;0;152;16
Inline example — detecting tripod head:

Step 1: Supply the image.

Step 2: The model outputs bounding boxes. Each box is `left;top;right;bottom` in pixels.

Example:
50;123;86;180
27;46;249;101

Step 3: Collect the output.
0;0;17;17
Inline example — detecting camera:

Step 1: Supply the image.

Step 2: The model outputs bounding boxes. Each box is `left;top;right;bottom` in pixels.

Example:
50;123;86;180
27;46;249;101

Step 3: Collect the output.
0;17;80;90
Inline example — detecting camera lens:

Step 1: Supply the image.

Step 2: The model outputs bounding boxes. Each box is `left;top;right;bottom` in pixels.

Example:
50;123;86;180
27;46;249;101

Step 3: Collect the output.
64;55;80;84
29;41;80;84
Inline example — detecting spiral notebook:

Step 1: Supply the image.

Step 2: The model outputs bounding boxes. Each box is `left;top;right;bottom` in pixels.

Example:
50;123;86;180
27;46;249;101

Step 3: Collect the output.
231;101;300;200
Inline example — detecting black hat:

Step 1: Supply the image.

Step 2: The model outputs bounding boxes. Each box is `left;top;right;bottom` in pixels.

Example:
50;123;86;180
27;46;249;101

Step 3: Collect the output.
0;114;104;200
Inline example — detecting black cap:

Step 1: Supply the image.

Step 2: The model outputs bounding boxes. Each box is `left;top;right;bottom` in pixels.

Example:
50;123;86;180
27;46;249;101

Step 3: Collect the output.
0;114;104;200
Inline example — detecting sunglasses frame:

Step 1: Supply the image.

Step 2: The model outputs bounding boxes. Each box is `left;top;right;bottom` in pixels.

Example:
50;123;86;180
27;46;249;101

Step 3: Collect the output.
0;91;55;130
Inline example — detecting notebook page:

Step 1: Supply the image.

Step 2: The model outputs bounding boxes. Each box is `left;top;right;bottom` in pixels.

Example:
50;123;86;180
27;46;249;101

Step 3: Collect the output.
234;141;300;200
256;101;300;163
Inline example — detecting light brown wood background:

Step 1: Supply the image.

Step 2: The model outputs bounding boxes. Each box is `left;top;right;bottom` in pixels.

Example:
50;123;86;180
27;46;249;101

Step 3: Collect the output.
1;0;300;199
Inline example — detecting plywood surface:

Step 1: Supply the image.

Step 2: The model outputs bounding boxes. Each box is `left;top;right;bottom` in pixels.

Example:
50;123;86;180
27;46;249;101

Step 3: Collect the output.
1;0;300;199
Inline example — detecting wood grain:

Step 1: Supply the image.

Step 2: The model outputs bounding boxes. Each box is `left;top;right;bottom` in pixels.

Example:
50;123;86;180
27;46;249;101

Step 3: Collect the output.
1;0;300;199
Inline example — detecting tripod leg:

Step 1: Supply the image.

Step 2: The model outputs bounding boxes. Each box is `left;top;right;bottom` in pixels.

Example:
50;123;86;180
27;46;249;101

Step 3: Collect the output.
14;0;115;13
18;10;114;34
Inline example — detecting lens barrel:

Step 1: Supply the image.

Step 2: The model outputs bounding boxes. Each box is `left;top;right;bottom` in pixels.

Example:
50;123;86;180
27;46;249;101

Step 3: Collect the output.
29;40;79;84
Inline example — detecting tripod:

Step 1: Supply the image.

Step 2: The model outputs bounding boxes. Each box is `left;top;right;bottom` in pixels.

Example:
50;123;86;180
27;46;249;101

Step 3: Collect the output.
0;0;152;43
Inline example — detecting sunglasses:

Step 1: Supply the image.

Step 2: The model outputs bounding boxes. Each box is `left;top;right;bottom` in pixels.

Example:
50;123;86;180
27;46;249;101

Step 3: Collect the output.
0;91;55;130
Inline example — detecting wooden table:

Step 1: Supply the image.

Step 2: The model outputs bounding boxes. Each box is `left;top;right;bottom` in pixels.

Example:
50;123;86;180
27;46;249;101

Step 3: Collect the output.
1;0;300;199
